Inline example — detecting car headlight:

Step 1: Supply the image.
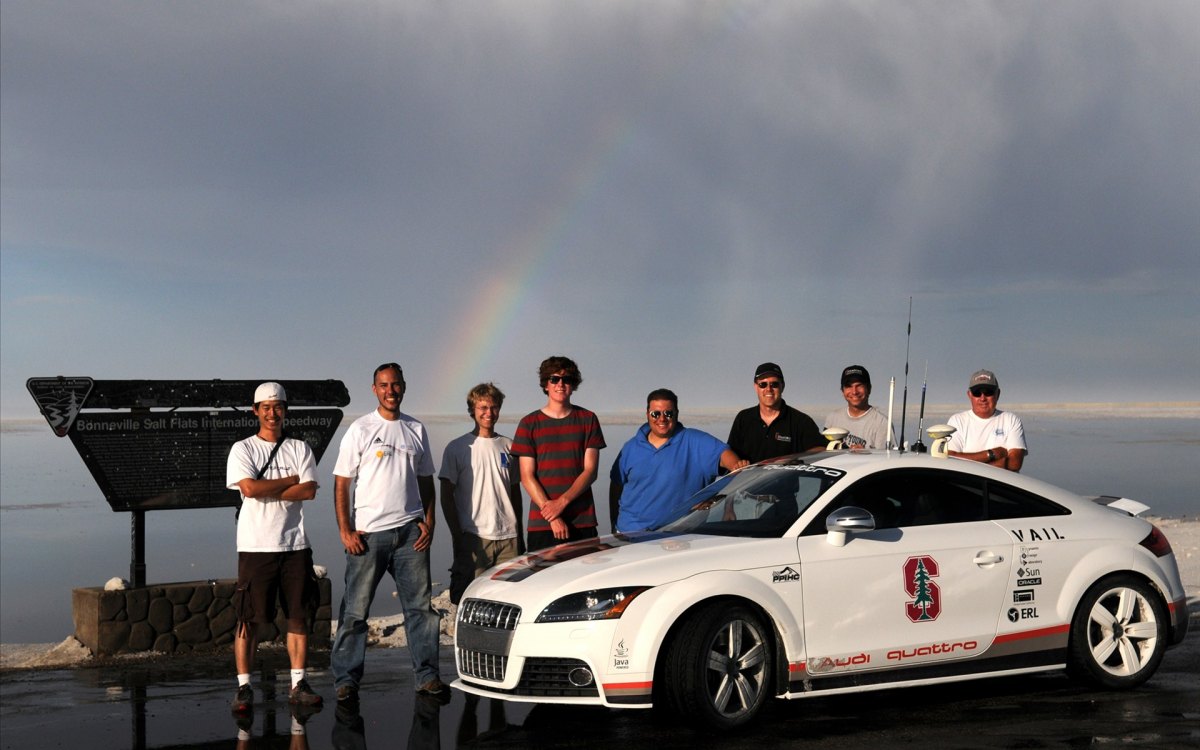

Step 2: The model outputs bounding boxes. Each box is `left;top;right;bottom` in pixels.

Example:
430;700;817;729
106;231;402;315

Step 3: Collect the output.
535;587;651;623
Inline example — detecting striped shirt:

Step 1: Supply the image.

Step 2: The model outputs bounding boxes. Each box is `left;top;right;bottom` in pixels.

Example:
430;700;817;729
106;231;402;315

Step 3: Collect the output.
512;407;606;532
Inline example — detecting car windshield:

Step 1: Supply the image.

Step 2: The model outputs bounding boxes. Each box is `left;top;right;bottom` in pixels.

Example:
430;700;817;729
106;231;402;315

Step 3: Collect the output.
659;463;846;538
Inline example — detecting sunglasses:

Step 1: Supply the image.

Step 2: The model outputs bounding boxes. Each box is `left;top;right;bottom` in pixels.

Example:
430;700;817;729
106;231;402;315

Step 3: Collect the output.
547;375;578;386
756;380;783;390
970;386;998;398
648;410;677;421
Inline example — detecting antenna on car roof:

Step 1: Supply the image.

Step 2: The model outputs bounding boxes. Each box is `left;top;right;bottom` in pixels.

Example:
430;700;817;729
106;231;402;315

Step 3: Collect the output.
899;297;912;450
912;361;928;453
886;376;896;452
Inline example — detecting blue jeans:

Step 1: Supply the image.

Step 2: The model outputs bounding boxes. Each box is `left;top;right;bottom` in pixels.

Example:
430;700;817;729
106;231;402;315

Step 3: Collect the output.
331;521;442;689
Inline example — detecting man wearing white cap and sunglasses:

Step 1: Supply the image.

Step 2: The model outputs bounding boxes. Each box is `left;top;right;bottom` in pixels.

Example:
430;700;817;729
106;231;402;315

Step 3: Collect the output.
947;369;1028;472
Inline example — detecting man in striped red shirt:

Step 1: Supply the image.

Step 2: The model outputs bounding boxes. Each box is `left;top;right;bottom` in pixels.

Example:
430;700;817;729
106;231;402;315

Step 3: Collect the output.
512;356;607;552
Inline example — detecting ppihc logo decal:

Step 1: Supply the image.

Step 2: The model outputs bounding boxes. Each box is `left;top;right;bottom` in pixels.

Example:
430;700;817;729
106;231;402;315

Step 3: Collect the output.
904;555;941;622
772;566;800;583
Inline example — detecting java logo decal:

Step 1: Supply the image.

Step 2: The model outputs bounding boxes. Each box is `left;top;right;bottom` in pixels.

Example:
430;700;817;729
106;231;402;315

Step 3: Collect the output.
904;555;941;622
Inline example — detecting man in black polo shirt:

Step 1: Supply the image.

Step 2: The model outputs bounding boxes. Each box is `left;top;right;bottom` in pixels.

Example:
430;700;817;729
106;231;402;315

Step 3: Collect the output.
727;362;824;464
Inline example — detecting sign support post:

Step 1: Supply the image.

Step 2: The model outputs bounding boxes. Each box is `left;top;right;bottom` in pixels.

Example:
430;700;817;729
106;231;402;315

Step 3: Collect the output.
131;511;146;589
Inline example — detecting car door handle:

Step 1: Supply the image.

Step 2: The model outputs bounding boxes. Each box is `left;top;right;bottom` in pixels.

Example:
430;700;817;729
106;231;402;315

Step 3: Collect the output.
973;551;1004;566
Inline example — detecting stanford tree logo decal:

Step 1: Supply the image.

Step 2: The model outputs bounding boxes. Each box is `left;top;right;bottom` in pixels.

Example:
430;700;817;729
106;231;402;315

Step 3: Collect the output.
904;555;941;622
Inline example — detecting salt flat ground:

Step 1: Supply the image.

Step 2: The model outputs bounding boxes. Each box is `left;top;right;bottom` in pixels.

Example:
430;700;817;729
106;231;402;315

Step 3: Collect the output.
0;518;1197;749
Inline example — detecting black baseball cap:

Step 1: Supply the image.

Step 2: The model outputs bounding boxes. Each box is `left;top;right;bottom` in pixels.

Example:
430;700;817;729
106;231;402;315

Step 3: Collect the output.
840;365;871;388
754;362;784;382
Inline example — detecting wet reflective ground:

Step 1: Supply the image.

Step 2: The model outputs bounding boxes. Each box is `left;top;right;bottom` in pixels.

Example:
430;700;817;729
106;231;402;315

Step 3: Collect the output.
1;634;1197;750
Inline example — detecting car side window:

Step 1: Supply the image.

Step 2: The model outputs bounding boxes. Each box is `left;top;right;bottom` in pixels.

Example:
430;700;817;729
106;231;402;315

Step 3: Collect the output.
803;469;987;534
986;481;1070;519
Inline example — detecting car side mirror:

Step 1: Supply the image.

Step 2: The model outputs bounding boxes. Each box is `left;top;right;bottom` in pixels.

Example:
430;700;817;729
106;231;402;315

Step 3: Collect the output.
825;505;875;547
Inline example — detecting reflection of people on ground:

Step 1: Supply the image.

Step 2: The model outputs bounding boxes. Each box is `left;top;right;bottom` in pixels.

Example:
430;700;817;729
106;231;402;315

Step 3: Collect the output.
610;388;745;532
457;692;510;744
328;693;446;750
946;369;1028;472
727;362;824;464
226;381;324;715
439;383;524;605
408;694;444;749
233;703;314;748
331;363;447;704
513;356;607;551
331;699;366;750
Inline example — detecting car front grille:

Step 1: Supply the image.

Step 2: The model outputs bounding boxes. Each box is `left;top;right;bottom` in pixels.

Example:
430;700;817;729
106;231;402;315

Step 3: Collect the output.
457;599;522;682
459;657;600;697
459;599;521;630
516;657;600;696
458;648;508;682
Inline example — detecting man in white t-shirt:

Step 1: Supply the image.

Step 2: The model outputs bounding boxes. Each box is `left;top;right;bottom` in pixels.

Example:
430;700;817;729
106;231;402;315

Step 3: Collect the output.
947;369;1028;472
226;382;322;715
331;363;444;704
823;365;895;450
439;383;523;605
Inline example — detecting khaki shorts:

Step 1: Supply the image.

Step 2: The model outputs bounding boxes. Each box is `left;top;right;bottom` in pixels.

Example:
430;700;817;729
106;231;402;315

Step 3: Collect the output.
449;534;520;604
234;548;318;632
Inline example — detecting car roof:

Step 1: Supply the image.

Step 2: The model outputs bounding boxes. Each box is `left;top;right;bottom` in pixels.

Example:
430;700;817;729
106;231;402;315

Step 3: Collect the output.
756;449;1089;510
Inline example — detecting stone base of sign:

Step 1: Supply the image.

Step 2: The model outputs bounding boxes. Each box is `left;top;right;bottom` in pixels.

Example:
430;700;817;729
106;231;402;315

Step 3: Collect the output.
72;579;332;657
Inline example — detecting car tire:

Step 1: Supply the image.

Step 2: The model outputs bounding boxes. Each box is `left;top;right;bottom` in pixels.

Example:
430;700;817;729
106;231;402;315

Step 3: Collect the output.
1067;573;1168;690
663;602;772;730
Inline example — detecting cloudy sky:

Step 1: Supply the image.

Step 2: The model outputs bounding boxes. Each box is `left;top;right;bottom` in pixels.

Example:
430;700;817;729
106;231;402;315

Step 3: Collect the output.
3;0;1198;422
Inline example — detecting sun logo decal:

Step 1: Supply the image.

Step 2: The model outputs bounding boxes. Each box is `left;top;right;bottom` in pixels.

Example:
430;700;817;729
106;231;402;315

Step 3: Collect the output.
904;555;941;622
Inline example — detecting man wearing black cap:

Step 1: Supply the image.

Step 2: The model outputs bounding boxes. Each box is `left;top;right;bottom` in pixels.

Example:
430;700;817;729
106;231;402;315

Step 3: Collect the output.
726;362;824;465
823;365;894;450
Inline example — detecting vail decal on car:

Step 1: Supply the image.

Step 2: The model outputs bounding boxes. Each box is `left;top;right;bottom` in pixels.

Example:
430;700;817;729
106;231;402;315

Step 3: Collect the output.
904;555;941;622
1010;527;1065;542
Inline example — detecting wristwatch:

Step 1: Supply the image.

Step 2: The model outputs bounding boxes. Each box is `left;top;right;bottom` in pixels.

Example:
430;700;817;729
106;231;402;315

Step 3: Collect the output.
986;449;995;462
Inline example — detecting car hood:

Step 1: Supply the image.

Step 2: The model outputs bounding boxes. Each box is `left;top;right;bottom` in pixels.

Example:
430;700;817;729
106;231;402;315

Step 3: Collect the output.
462;531;794;610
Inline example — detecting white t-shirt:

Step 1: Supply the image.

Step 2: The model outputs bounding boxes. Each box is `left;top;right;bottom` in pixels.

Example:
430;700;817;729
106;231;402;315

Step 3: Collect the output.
333;410;436;533
227;435;318;552
946;409;1028;454
823;406;895;450
439;433;518;540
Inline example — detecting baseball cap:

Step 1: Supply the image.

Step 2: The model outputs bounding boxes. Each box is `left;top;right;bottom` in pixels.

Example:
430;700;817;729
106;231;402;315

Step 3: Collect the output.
754;362;784;382
254;382;287;404
968;369;998;389
840;365;871;388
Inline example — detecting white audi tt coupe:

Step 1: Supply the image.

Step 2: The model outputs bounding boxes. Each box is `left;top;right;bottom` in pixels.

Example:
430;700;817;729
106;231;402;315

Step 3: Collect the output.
453;450;1188;729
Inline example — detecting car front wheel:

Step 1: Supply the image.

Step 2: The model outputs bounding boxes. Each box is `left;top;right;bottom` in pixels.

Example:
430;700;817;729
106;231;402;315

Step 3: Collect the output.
1067;574;1168;690
664;602;773;730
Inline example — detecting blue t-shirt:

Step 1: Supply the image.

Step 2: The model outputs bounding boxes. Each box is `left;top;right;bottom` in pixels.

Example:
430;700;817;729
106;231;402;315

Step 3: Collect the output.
610;423;728;532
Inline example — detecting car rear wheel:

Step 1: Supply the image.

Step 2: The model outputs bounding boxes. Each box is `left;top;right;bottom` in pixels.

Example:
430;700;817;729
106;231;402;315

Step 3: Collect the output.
1068;574;1167;690
664;602;772;730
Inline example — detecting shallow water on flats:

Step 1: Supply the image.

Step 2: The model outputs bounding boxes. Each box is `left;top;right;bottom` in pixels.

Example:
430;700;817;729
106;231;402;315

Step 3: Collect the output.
2;411;1197;644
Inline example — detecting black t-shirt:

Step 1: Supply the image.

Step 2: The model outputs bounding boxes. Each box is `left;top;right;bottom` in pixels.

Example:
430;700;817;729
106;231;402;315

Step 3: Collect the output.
727;401;824;464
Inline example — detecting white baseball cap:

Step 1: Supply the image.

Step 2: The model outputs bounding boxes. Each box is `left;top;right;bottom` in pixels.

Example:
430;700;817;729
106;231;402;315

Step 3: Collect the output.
254;382;287;404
